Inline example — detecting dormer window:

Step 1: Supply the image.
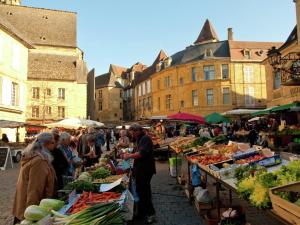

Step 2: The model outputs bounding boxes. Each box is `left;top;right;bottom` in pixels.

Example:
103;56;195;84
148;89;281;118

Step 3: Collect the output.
243;49;251;59
205;49;213;58
156;62;162;72
256;50;264;56
164;57;172;68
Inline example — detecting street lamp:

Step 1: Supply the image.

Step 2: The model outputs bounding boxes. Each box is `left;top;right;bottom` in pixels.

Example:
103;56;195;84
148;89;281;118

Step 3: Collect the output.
268;46;300;86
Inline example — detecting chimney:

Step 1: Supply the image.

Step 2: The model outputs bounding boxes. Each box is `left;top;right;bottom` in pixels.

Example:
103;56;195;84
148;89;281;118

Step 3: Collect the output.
228;28;233;41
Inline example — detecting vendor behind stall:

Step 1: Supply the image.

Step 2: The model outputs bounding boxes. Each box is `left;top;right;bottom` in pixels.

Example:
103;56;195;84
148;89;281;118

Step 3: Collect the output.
12;132;56;223
123;124;156;224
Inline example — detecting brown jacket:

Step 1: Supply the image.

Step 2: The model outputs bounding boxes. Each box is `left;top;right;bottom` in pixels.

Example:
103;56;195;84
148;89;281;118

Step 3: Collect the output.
12;151;56;220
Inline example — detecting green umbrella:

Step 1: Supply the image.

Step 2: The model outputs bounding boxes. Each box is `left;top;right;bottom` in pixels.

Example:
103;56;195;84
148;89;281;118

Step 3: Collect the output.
271;102;300;112
205;112;230;124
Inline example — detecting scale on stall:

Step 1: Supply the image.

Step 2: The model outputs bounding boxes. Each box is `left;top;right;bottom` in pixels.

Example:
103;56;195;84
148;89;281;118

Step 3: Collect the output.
0;147;14;170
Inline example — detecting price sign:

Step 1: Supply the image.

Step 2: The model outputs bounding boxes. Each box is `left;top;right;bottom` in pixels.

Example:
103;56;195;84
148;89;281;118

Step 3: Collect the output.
0;147;13;170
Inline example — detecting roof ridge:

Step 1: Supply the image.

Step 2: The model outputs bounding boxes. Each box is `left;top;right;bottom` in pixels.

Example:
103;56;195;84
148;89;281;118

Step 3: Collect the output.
0;4;77;14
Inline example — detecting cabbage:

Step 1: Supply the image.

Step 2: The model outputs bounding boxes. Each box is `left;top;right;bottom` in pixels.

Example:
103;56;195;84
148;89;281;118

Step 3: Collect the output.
39;199;65;211
77;172;92;182
24;205;49;221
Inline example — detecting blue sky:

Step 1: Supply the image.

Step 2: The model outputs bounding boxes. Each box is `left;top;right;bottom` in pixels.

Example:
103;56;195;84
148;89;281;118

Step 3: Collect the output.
23;0;296;75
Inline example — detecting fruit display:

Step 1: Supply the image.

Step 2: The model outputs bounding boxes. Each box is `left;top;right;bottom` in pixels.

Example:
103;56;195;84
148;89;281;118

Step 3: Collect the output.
197;155;230;166
235;155;265;165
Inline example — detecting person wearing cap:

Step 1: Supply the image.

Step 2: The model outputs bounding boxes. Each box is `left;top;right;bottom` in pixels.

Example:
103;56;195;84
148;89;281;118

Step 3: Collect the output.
123;124;156;224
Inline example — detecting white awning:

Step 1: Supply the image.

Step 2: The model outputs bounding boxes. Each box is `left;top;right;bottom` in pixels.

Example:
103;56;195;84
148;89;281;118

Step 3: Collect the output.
222;109;260;116
45;118;105;129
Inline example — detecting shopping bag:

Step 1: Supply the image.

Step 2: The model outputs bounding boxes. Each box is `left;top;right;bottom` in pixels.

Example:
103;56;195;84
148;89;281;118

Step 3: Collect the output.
191;164;201;187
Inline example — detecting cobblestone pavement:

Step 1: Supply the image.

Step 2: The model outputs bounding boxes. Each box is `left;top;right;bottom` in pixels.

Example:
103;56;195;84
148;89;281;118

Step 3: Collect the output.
134;161;206;225
0;163;19;225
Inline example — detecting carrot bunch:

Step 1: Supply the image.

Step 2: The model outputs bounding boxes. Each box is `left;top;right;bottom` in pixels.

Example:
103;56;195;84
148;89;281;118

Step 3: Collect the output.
68;191;122;214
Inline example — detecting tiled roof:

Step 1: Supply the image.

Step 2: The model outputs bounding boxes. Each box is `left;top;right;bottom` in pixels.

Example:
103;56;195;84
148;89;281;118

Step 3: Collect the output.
28;53;78;81
229;40;283;61
95;72;123;89
278;25;297;51
170;41;230;66
109;64;128;77
0;4;77;47
0;15;33;48
194;19;219;45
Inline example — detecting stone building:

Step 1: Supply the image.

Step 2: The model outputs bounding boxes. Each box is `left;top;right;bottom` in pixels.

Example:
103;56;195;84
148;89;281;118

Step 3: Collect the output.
0;3;88;125
264;0;300;107
145;20;282;119
0;15;32;141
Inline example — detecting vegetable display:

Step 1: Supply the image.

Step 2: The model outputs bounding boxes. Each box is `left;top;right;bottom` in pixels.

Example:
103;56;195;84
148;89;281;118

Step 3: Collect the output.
68;191;122;214
39;199;65;212
92;167;111;179
52;202;123;225
236;160;300;208
64;180;98;193
93;175;123;184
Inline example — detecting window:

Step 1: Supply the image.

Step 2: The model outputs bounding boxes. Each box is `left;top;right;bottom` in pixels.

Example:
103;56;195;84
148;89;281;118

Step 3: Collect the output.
180;100;185;108
32;106;39;118
114;113;118;117
11;82;17;106
0;35;3;63
120;90;123;98
222;64;229;79
99;101;103;111
142;98;146;110
138;85;141;97
223;87;230;105
46;88;51;96
164;76;171;88
166;94;172;110
157;80;160;90
99;90;103;98
192;90;198;106
12;44;21;70
274;71;281;89
32;87;39;99
204;65;215;80
179;77;184;86
244;66;253;83
58;88;65;100
58;106;65;118
147;97;152;110
138;99;142;110
245;87;255;106
244;50;251;59
147;80;151;94
158;97;160;111
205;49;213;57
120;102;122;109
192;67;197;82
45;106;51;115
206;89;214;106
142;82;146;95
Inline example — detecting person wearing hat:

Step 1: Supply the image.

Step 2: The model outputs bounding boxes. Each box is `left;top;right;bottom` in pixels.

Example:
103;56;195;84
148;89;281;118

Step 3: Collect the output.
123;124;156;224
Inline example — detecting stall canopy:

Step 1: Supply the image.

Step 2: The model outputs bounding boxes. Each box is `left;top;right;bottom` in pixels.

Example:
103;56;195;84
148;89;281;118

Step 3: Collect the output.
45;118;105;129
271;102;300;112
222;109;260;116
252;107;273;116
0;120;25;128
167;112;206;124
205;112;230;124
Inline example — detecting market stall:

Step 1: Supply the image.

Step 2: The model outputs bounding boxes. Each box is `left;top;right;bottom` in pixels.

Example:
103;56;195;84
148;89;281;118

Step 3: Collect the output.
19;149;135;225
168;135;300;225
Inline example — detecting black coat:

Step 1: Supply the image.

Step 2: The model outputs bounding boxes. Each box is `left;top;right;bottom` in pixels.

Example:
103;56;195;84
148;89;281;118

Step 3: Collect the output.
51;148;69;190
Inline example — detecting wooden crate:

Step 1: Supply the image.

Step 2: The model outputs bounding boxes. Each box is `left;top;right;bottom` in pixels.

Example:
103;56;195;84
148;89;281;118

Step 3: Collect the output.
269;181;300;225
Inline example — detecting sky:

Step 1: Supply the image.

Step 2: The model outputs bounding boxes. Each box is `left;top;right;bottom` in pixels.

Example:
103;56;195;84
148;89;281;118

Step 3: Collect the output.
23;0;296;75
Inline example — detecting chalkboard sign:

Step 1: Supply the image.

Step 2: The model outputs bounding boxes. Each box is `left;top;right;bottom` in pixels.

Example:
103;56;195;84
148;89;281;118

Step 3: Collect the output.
0;147;13;170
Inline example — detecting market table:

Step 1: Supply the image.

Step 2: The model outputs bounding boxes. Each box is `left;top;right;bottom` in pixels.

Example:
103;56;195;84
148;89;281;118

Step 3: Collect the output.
168;144;295;225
